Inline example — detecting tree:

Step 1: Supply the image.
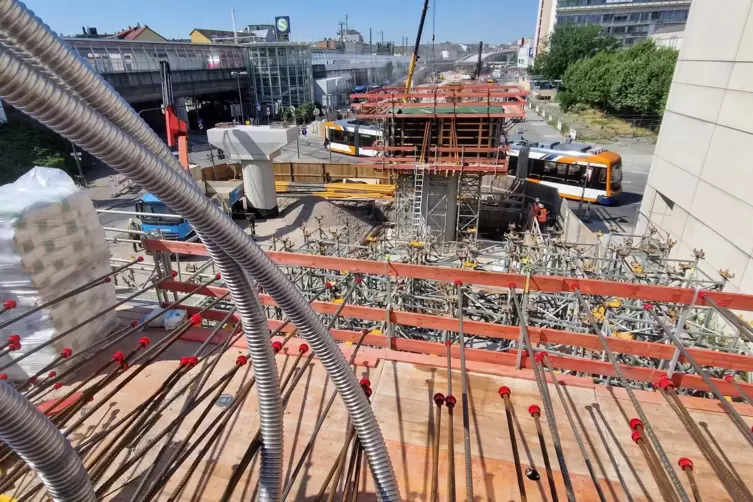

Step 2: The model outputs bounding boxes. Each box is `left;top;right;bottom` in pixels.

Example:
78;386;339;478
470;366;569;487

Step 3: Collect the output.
532;24;619;80
294;103;316;125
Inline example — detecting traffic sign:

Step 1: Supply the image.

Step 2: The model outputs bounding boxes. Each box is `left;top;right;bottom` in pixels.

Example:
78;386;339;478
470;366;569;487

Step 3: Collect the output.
300;125;307;137
198;118;204;130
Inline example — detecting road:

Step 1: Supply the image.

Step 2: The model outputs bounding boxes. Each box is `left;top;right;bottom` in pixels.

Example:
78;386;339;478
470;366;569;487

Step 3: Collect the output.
513;109;653;234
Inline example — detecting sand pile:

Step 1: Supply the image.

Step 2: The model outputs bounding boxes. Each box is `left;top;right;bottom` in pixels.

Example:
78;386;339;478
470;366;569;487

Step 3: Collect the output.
277;196;374;243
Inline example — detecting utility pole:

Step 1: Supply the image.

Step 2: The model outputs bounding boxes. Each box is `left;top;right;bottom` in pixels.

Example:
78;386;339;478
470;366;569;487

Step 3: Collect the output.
369;28;372;53
231;8;238;44
338;21;345;42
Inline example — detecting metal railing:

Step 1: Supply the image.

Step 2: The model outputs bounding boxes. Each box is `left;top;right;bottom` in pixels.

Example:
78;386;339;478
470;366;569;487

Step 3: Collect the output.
65;38;245;74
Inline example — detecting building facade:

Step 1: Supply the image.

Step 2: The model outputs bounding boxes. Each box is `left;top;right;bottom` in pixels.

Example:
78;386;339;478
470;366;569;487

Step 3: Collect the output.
517;38;534;68
637;0;753;293
246;43;314;110
535;0;692;50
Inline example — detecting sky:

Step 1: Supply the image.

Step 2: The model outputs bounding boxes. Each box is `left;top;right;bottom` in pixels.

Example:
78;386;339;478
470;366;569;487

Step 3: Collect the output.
25;0;538;45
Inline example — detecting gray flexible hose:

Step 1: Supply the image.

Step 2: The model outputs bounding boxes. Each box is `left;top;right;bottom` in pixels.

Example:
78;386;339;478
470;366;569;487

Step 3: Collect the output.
205;252;283;501
0;2;288;496
0;45;399;500
0;381;95;501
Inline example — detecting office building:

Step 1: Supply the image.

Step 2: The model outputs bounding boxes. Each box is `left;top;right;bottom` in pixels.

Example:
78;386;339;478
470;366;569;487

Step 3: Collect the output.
246;43;314;110
637;0;753;293
535;0;692;52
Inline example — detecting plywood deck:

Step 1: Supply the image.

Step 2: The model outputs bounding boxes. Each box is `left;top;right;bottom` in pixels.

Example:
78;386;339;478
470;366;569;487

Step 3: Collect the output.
10;312;753;501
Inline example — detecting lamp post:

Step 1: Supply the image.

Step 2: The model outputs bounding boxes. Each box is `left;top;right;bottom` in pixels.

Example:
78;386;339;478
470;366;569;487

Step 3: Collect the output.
231;71;248;124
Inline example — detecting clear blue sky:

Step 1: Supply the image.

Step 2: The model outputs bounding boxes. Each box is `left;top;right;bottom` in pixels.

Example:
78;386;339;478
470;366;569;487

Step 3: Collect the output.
25;0;537;44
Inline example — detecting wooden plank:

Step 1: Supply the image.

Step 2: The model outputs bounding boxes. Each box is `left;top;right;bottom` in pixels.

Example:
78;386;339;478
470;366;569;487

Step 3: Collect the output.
143;240;753;310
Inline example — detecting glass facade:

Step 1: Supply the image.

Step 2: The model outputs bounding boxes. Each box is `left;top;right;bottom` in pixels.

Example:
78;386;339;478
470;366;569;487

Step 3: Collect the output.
556;1;691;46
245;43;314;110
67;39;244;73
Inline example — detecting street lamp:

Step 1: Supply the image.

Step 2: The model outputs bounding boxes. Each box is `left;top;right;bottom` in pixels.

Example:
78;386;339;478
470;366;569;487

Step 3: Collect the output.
231;71;248;124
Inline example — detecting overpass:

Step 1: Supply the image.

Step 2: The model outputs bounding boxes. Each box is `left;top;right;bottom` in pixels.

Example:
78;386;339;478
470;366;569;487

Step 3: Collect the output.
455;50;518;66
65;38;246;104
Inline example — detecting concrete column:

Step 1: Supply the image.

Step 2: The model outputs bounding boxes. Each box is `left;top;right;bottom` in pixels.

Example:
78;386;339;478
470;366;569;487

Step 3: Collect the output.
242;160;278;218
445;174;459;242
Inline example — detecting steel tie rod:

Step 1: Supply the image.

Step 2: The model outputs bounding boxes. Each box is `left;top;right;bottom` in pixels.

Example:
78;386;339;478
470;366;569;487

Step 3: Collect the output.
455;280;473;502
573;289;690;502
510;286;576;502
646;304;753;447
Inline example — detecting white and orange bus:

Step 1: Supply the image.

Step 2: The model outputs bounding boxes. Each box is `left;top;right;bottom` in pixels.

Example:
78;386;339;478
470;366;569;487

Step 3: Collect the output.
508;142;623;205
324;119;382;157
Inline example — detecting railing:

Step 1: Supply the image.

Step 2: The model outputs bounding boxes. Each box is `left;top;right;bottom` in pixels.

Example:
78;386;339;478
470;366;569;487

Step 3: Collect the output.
312;52;410;65
65;38;245;74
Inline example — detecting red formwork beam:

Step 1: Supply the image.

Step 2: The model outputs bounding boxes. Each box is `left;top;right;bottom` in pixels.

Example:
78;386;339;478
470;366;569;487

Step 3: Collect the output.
180;303;753;399
358;164;509;173
144;239;753;311
161;280;753;373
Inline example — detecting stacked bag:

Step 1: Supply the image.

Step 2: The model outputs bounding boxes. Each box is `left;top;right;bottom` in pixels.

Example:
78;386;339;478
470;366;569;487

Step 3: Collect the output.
0;167;116;380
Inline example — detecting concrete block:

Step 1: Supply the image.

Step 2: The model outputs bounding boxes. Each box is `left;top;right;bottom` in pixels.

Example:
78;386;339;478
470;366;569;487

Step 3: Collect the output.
718;89;753;135
736;4;753;62
665;83;725;123
681;0;751;62
673;61;733;89
700;125;753;202
729;63;753;92
682;215;749;289
207;125;297;161
654;112;714;177
646;157;699;211
690;180;753;254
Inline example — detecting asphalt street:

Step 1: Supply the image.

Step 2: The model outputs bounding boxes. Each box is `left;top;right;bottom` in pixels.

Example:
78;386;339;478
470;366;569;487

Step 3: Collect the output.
514;109;653;234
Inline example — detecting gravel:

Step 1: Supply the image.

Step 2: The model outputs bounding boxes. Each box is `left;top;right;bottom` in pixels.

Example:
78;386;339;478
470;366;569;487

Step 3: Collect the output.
277;196;376;243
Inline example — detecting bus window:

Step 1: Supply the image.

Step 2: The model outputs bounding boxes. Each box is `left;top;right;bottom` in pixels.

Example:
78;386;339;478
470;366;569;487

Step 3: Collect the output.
611;161;623;190
360;134;377;147
345;131;355;144
557;163;568;176
507;155;518;175
329;129;347;143
544;161;557;174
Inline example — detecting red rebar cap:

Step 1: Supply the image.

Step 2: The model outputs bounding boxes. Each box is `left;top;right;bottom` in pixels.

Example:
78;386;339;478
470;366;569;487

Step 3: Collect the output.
631;430;642;444
138;337;151;348
498;386;511;398
643;303;653;311
354;276;363;284
629;418;643;431
454;280;463;286
9;341;21;351
528;405;540;416
657;377;675;390
48;371;57;378
445;395;457;409
179;356;189;366
698;291;708;299
112;351;126;364
60;347;73;358
186;356;199;367
0;373;6;381
325;281;333;289
272;341;283;353
433;392;445;406
444;340;452;346
215;273;222;280
508;282;517;289
29;377;37;384
236;355;248;366
7;334;20;345
131;320;139;327
4;299;17;309
137;256;145;262
103;277;111;283
534;352;546;364
678;457;693;470
54;382;62;389
360;378;371;388
363;386;373;398
362;328;369;335
190;314;203;327
298;343;309;354
724;375;734;383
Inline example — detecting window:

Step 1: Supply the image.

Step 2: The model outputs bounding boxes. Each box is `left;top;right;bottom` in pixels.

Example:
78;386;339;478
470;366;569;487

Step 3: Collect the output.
629;12;640;21
613;14;628;22
544;161;557;173
640;12;650;21
556;163;568;176
651;11;661;20
602;13;613;22
613;26;627;34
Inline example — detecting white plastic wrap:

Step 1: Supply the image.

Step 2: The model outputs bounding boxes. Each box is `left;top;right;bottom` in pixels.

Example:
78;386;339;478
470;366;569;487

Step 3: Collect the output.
0;167;116;380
